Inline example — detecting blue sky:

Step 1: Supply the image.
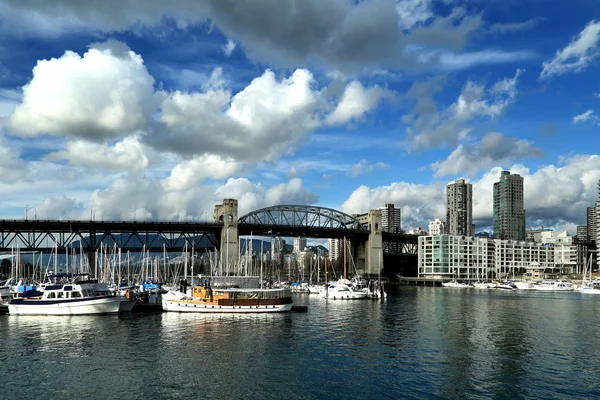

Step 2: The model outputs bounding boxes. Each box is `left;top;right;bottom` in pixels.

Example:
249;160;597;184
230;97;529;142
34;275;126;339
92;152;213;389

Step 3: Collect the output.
0;0;599;236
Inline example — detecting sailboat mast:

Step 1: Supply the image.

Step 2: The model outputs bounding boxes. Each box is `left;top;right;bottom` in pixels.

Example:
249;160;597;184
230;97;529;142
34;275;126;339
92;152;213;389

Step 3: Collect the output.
343;236;347;281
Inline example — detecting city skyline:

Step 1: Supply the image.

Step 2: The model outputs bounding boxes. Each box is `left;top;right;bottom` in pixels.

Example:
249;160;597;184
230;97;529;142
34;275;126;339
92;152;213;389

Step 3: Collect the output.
0;1;600;235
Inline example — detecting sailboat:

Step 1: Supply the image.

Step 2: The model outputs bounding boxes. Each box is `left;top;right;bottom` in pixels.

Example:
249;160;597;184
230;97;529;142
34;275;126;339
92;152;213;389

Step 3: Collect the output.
322;237;368;300
579;252;600;294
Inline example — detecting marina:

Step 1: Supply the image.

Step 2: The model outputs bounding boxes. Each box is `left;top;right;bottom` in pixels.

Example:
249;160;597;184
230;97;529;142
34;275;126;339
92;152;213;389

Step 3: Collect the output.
2;286;600;399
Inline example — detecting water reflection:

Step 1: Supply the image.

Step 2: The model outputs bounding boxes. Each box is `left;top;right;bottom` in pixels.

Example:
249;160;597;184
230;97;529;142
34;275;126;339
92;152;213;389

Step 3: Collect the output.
1;289;600;399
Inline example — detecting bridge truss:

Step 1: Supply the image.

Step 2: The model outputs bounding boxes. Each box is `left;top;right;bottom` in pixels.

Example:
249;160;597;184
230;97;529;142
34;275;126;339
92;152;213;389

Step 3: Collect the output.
0;220;221;252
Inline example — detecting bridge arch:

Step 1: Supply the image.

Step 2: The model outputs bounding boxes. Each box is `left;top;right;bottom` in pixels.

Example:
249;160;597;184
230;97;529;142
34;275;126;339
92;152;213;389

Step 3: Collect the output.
238;205;366;230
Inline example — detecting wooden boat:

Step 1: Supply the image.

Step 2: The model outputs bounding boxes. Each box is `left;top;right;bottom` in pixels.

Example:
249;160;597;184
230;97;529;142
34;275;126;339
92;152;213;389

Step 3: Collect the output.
162;277;293;313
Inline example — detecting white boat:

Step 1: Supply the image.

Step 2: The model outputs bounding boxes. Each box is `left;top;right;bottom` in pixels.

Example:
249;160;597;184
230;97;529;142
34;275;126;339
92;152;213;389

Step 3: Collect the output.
442;281;471;288
579;252;600;294
307;284;325;295
8;280;121;315
472;281;495;289
496;281;517;290
162;277;293;313
322;283;368;300
531;280;574;291
513;281;535;290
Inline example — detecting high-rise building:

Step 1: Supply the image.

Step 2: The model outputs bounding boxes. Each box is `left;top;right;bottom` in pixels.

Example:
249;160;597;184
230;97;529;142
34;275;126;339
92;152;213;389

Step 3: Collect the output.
587;206;596;244
328;238;342;263
380;204;402;233
293;237;307;253
272;237;286;253
428;218;446;236
576;226;588;243
446;179;473;236
493;171;526;241
596;179;600;266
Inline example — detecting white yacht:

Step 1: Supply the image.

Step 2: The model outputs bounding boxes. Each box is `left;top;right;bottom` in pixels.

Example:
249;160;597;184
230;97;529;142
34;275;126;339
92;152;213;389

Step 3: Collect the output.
579;281;600;295
442;281;471;288
322;283;368;300
531;280;574;291
472;282;495;289
9;275;121;315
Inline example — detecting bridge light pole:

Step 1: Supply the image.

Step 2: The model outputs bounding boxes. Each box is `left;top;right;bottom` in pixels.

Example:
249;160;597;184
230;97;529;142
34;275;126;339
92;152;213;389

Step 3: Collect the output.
25;204;29;220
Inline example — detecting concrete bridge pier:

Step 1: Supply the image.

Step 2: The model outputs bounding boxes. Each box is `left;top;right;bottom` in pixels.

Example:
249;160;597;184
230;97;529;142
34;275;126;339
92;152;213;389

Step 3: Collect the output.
351;209;383;278
214;198;239;275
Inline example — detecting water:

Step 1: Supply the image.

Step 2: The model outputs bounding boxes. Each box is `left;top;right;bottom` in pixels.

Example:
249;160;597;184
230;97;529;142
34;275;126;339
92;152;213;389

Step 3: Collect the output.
2;286;600;399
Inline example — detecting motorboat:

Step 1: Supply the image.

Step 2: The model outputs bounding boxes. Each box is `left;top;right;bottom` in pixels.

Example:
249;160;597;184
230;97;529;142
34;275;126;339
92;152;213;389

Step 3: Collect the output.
513;281;535;290
442;281;471;288
472;281;495;289
322;283;368;300
531;280;575;291
162;277;293;313
9;276;121;315
496;281;517;290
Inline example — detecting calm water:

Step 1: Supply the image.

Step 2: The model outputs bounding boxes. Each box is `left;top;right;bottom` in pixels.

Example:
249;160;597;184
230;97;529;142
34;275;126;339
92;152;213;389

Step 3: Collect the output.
2;286;600;399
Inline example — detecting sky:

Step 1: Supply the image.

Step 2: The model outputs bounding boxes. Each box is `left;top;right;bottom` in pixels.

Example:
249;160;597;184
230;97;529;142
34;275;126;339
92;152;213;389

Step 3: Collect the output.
0;0;599;237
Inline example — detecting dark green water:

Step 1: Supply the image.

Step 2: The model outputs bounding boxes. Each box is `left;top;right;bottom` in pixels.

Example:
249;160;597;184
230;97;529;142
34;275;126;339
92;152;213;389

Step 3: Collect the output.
1;286;599;399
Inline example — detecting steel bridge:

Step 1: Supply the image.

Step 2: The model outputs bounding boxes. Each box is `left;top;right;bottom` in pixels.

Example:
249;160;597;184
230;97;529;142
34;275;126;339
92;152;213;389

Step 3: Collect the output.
0;204;417;255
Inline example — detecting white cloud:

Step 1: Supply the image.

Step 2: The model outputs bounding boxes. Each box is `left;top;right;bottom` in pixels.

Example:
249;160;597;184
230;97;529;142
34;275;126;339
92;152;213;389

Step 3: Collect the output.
44;136;149;172
326;81;392;125
488;18;543;34
222;39;236;57
34;196;84;220
572;109;598;124
161;154;244;192
0;89;21;118
437;50;534;70
431;132;544;177
540;20;600;79
341;155;600;234
405;69;522;149
349;159;389;177
395;0;433;30
7;41;161;141
157;68;322;162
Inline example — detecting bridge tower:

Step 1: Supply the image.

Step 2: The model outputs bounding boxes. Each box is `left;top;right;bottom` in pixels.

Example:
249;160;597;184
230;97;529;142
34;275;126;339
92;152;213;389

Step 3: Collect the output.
365;209;383;277
214;199;239;274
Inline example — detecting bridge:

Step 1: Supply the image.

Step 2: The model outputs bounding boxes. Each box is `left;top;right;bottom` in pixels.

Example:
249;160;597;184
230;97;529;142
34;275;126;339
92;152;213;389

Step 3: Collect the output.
0;199;417;277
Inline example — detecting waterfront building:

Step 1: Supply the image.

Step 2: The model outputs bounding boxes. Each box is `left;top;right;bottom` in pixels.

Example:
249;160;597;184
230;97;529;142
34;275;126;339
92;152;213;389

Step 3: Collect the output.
418;235;555;280
446;179;473;236
428;218;446;236
293;237;307;254
493;171;526;241
380;203;402;233
576;226;588;243
526;226;553;242
587;206;596;244
418;235;490;280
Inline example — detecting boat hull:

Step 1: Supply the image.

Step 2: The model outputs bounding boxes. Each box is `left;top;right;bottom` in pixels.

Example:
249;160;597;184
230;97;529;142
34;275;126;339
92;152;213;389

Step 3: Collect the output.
9;296;121;315
162;299;293;313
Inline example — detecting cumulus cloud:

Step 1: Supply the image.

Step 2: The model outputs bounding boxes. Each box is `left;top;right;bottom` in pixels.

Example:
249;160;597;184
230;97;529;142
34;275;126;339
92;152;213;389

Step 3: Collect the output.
341;155;600;234
155;68;322;162
34;195;84;220
340;182;445;231
540;20;600;79
572;109;599;124
161;154;244;191
326;81;392;125
404;69;522;149
431;132;544;177
45;136;149;172
7;41;161;141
